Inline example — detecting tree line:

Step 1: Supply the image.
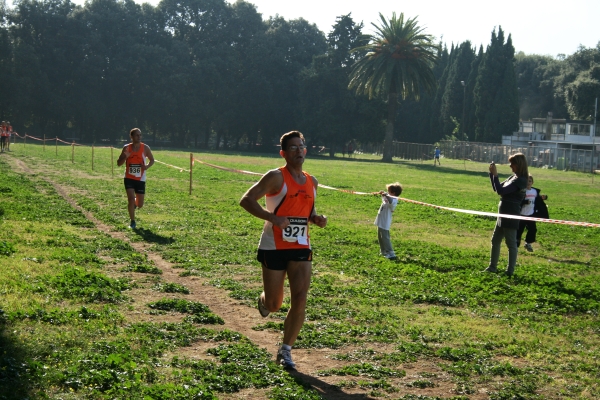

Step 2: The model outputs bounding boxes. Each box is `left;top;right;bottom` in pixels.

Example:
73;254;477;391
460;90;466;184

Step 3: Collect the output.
0;0;598;153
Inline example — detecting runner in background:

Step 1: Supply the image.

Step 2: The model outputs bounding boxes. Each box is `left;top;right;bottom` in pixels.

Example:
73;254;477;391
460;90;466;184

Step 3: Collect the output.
6;122;12;151
116;128;154;229
434;146;441;166
240;130;327;370
0;121;7;152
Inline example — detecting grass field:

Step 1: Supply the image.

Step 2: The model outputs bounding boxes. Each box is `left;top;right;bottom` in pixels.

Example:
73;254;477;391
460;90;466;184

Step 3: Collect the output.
0;141;599;399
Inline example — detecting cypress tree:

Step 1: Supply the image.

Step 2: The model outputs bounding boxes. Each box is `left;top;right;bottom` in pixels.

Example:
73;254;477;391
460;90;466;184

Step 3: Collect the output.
474;27;518;142
430;44;455;141
488;59;520;138
464;46;483;141
440;41;475;138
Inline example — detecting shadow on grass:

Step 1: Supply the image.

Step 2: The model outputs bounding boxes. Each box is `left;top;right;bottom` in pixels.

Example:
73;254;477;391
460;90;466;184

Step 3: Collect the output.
133;228;175;244
0;316;31;399
544;257;593;267
289;370;373;399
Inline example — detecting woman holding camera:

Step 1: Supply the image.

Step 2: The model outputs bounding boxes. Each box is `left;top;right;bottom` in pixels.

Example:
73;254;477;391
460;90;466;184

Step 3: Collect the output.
484;153;528;276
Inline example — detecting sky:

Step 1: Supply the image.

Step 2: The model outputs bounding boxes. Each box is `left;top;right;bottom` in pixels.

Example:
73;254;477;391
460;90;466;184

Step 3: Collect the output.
11;0;599;57
239;0;599;57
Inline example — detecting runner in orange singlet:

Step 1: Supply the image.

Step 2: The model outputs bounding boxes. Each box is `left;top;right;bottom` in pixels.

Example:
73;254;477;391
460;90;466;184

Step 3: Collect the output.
240;131;327;370
0;121;7;153
6;122;12;151
116;128;154;229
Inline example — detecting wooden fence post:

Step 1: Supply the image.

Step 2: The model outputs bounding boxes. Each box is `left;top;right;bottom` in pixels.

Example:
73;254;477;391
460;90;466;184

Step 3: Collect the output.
189;153;193;195
111;147;114;177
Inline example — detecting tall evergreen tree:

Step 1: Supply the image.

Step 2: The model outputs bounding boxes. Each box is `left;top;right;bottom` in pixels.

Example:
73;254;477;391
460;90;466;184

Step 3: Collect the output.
439;41;475;139
473;27;519;142
464;45;483;140
429;43;454;141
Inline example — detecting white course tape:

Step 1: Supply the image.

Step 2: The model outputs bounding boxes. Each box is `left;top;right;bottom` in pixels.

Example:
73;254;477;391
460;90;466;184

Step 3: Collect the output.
195;158;600;229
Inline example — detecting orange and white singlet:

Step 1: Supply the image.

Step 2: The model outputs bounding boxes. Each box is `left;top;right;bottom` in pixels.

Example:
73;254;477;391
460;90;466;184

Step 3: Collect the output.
124;142;147;181
258;166;316;250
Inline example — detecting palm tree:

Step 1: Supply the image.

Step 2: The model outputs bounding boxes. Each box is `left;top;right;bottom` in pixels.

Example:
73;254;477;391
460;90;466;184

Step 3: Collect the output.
349;13;438;162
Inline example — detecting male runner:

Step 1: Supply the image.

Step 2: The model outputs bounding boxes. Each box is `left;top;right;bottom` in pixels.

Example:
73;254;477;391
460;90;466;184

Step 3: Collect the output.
6;122;12;151
116;128;154;229
0;121;7;152
240;130;327;370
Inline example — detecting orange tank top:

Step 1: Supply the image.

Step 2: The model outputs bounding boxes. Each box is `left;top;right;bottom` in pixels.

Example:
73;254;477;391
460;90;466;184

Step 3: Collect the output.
258;166;316;250
124;143;147;181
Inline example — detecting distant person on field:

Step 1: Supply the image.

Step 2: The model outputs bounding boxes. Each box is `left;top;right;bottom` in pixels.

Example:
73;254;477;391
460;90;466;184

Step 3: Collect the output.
517;174;549;253
0;121;7;152
348;141;354;158
6;121;12;151
240;130;327;371
116;128;154;229
484;153;528;276
434;146;441;165
374;182;403;260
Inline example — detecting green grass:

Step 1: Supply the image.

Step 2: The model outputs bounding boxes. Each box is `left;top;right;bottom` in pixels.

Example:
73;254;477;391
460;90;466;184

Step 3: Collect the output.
1;142;600;398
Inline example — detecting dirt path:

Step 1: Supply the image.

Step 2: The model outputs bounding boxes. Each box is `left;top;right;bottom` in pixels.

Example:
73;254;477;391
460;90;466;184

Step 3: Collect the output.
8;156;467;400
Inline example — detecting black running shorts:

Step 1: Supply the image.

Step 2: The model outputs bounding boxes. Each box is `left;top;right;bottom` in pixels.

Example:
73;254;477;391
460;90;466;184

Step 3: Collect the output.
124;178;146;194
257;249;313;271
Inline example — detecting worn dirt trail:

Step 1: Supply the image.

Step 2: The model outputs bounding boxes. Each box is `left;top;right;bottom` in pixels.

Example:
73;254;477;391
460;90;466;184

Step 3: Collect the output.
8;155;468;400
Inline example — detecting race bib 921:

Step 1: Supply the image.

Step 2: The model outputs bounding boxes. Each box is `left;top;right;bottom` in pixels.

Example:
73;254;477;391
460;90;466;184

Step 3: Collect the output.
282;217;308;244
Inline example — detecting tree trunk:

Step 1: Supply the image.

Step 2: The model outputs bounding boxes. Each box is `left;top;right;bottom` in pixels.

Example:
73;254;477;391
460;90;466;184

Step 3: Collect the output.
203;123;211;149
382;91;397;162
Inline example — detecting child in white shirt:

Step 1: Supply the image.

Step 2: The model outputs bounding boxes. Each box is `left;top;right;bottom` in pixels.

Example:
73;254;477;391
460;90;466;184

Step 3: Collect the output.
374;182;403;259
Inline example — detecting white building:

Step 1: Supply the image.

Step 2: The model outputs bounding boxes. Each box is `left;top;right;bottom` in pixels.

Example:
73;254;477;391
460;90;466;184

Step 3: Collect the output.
502;112;598;170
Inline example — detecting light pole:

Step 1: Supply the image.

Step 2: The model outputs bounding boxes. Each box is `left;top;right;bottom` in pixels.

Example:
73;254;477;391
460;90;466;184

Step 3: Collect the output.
461;81;466;140
593;97;598;174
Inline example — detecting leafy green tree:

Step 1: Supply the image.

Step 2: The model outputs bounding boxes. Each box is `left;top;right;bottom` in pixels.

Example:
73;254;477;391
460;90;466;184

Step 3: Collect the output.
349;12;438;162
0;0;14;122
558;44;600;120
565;63;600;120
297;14;383;156
515;52;564;119
258;16;327;145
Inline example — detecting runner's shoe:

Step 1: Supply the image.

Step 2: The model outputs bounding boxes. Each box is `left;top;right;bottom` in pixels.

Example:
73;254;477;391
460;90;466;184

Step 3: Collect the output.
276;348;296;370
524;243;533;252
129;220;136;229
258;296;270;317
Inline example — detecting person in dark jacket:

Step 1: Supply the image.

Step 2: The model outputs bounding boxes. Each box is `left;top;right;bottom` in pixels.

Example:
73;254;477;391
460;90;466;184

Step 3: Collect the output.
484;153;528;276
517;174;549;252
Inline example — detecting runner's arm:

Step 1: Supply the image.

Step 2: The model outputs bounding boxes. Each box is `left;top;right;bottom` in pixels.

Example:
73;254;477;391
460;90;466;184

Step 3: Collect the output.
143;145;154;170
310;176;327;228
117;145;131;167
240;170;289;229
